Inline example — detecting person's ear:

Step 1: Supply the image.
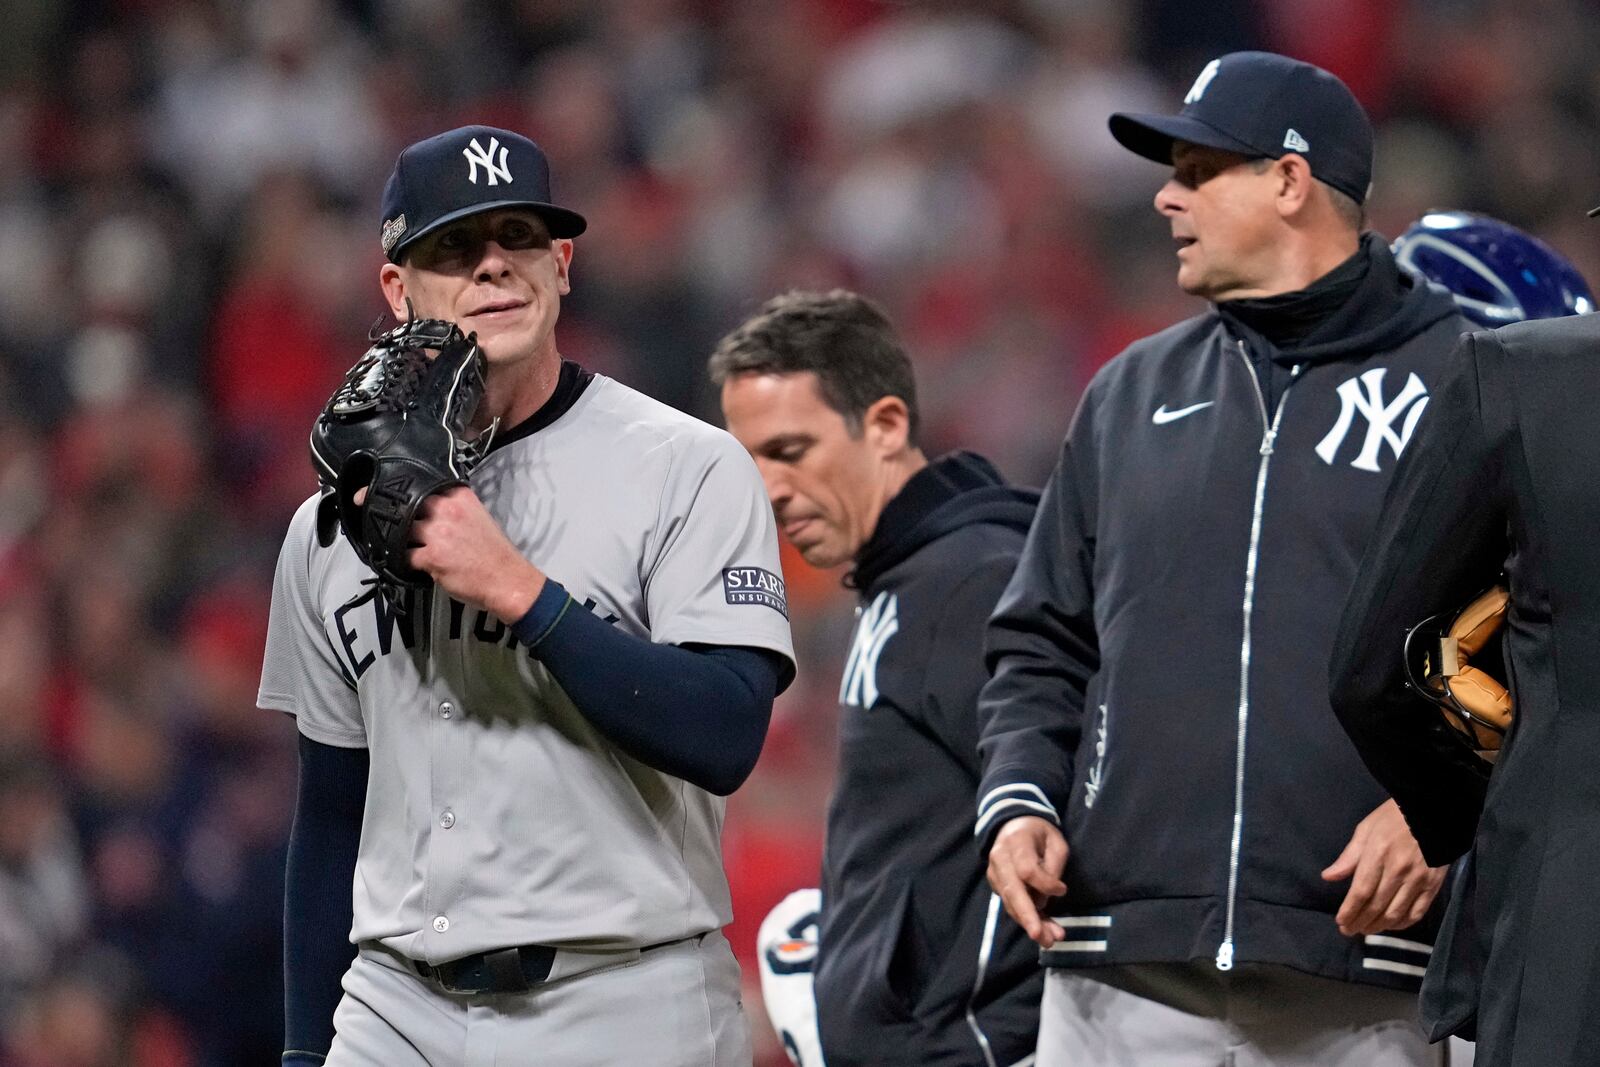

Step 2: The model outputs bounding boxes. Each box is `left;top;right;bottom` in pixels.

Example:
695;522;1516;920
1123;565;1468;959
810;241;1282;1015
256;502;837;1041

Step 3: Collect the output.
553;239;574;296
862;395;911;457
379;262;409;319
1274;154;1315;219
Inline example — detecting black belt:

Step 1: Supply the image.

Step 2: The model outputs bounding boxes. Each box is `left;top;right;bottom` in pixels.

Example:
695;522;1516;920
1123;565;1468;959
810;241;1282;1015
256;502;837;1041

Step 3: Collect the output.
415;945;557;994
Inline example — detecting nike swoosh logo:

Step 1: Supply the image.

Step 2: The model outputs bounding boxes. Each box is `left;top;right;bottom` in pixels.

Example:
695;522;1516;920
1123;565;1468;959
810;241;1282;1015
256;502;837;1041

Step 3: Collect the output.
1152;401;1215;425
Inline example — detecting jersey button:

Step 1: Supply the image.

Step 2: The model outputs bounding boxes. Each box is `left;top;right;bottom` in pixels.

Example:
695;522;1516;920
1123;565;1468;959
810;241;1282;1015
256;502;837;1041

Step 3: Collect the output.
440;701;454;719
433;916;450;933
440;810;455;829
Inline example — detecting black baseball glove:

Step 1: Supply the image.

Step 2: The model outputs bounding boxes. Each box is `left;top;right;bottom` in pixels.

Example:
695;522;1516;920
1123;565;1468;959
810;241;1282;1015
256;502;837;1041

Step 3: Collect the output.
310;315;497;606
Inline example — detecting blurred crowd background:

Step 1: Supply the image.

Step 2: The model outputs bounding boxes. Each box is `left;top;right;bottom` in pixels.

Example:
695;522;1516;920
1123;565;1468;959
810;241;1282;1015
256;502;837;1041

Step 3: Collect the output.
0;0;1596;1063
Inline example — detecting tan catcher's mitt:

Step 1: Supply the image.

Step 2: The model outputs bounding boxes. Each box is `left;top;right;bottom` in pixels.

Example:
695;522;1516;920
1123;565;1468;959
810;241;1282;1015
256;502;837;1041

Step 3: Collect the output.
1404;584;1512;766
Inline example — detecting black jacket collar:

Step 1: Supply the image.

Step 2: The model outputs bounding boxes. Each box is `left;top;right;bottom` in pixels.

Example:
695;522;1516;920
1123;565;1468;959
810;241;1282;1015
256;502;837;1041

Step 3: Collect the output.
1217;232;1459;367
848;451;1037;592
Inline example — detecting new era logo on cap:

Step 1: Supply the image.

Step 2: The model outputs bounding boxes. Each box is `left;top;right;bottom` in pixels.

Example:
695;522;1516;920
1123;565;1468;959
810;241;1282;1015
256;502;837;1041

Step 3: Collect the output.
1108;51;1374;205
379;125;586;263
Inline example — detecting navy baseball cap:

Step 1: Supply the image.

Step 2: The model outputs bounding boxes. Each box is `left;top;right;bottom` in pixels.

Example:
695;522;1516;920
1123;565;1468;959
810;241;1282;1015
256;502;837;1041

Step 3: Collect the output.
379;125;587;263
1109;52;1374;204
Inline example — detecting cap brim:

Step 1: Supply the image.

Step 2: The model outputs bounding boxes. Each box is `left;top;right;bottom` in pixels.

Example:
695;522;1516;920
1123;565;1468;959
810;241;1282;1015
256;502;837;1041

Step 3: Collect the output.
389;200;588;263
1108;112;1267;165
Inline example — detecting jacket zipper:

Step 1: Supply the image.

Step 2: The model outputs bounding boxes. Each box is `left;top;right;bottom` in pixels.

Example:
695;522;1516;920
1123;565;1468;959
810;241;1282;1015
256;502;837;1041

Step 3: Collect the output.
1216;343;1301;971
964;893;1004;1067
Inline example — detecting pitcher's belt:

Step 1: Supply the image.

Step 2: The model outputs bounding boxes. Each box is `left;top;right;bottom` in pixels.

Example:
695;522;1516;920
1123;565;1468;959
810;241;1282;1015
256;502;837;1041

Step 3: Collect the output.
369;936;685;995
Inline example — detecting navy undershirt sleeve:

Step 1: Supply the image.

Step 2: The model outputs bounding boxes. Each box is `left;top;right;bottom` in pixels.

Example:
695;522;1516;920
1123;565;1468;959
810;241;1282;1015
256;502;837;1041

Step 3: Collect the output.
283;734;367;1066
512;580;781;795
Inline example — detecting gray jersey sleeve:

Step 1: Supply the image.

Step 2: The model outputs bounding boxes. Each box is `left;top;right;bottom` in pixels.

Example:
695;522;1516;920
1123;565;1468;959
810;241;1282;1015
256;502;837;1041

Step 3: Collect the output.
259;495;368;748
643;429;795;668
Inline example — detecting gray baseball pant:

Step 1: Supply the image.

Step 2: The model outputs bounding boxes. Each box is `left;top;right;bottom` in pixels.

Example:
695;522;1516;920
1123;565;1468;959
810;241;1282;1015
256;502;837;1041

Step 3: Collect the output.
325;930;751;1067
1035;961;1448;1067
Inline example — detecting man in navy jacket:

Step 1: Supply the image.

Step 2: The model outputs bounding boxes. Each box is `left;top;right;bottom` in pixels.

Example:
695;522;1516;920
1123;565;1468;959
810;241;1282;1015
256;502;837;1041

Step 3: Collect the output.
975;53;1470;1066
715;290;1042;1067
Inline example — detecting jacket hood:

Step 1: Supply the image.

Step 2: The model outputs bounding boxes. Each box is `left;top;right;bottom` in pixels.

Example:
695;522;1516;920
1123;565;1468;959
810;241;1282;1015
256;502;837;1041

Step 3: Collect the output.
1219;232;1461;367
848;451;1038;593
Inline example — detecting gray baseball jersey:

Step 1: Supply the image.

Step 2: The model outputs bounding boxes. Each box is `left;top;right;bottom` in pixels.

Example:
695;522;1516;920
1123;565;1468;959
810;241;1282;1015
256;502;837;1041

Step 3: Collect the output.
259;371;795;964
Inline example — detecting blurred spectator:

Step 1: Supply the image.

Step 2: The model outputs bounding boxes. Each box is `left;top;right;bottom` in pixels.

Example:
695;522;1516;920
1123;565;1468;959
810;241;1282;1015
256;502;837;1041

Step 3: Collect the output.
1026;5;1170;213
0;751;89;1025
152;0;384;220
0;970;127;1067
206;169;367;516
0;957;196;1067
0;579;49;754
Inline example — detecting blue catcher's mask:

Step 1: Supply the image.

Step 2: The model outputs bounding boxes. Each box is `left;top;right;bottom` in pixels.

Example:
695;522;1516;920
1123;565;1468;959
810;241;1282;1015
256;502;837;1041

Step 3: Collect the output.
1393;211;1594;328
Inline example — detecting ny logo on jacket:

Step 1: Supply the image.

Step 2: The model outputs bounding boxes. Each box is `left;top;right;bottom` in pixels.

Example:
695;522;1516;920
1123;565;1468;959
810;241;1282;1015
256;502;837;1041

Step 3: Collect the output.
1315;368;1430;472
840;592;899;708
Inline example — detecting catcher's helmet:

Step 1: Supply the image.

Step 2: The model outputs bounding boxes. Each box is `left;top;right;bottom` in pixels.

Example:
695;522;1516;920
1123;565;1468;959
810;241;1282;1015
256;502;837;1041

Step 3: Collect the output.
1393;211;1594;327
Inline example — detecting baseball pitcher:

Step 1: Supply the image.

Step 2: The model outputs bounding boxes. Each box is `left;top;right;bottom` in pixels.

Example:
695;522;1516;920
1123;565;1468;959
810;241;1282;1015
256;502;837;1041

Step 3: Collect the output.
260;125;795;1067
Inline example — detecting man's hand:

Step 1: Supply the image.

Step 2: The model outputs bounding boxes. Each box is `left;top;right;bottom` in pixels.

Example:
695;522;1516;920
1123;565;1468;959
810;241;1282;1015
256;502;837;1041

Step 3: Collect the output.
1321;798;1447;936
987;816;1068;947
408;487;545;622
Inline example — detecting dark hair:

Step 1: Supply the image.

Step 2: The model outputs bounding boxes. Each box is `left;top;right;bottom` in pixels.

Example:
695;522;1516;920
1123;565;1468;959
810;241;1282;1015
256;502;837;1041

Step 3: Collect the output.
708;289;919;442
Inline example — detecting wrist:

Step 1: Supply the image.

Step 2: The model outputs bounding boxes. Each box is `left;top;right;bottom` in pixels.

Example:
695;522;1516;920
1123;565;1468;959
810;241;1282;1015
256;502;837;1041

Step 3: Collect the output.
492;562;547;624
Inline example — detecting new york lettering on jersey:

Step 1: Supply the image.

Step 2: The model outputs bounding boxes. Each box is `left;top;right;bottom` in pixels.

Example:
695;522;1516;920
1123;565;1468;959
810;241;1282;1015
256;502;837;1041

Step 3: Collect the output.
322;582;621;686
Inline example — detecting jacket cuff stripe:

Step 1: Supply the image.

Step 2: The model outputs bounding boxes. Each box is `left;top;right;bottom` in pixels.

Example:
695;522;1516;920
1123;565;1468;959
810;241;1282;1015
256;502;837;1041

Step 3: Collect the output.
977;782;1054;813
974;797;1058;838
1042;940;1109;954
1363;934;1432;955
1362;957;1428;978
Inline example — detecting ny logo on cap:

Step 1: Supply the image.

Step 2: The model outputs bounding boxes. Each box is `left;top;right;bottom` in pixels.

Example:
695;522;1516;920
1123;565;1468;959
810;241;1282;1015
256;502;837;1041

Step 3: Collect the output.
1184;59;1221;104
462;136;513;186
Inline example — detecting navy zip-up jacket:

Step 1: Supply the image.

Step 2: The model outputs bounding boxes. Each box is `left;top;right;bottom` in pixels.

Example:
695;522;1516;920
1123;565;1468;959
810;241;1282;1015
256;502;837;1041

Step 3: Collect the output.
817;451;1042;1067
975;236;1468;990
